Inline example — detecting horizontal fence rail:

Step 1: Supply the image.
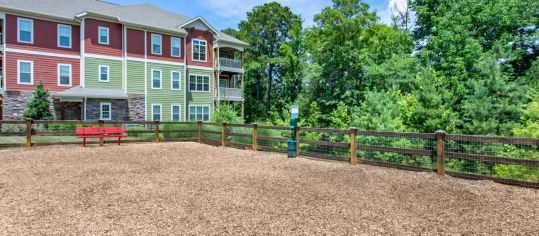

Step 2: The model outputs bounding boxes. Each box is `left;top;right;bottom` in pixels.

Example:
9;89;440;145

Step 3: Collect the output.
0;120;537;189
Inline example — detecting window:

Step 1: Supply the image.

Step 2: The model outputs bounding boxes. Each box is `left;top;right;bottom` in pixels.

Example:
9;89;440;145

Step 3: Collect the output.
192;39;207;62
98;27;109;45
171;37;181;57
18;18;33;43
100;103;112;120
58;24;72;48
171;105;181;121
189;105;210;121
152;104;162;121
152;69;162;89
171;71;181;90
99;65;109;82
189;75;210;92
17;60;33;85
151;34;162;55
58;64;72;86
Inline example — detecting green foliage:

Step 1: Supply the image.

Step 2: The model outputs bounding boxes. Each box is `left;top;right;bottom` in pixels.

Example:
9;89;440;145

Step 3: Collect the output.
513;94;539;138
233;2;304;121
23;81;53;120
212;103;242;123
401;69;458;132
329;101;351;129
352;90;406;131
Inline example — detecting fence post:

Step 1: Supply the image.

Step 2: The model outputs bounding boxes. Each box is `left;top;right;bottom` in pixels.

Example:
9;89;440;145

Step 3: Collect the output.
98;120;105;146
295;126;300;157
198;121;202;143
25;119;33;148
350;127;358;165
155;121;160;143
252;123;258;151
435;130;446;176
221;122;227;147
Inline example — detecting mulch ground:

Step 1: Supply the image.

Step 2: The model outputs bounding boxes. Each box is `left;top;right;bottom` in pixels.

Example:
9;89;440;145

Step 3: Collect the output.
0;142;537;235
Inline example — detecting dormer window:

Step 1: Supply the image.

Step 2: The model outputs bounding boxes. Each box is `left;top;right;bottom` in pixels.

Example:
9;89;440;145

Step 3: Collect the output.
192;39;207;62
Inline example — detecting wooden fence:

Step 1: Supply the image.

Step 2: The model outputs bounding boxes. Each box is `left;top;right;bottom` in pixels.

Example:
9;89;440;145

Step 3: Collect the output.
0;119;538;189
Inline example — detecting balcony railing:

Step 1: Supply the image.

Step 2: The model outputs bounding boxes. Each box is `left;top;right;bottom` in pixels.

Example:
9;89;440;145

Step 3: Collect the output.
218;87;243;101
219;58;242;69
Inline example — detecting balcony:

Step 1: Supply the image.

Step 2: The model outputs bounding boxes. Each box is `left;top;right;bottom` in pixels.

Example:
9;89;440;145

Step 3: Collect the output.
217;58;243;73
217;87;243;102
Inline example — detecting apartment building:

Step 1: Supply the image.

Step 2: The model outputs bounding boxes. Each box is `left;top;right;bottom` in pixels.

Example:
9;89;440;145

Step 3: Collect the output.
0;0;247;121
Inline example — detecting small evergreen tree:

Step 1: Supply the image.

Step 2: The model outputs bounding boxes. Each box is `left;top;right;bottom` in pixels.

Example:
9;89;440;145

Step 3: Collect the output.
23;81;53;120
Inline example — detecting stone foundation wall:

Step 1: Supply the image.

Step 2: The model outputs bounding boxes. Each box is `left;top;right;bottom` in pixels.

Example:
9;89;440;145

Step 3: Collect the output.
85;99;128;121
127;94;145;121
3;91;57;120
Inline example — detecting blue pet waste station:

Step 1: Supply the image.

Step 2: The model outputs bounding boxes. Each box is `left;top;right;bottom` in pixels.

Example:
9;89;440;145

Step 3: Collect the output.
288;105;299;158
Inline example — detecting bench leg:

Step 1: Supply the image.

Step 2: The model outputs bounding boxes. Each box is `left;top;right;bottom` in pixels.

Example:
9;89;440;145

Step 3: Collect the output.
83;138;86;147
118;137;121;146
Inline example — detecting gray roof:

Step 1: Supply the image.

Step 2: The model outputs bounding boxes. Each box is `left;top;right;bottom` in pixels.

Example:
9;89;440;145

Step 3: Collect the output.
53;86;128;100
0;0;247;45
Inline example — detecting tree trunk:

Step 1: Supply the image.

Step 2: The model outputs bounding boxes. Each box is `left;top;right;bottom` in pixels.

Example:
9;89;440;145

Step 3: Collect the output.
266;64;273;116
256;71;261;100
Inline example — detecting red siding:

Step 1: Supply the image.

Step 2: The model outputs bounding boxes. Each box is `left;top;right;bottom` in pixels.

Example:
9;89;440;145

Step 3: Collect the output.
126;28;145;58
6;14;80;55
186;29;213;68
5;52;80;92
146;31;184;62
84;18;122;57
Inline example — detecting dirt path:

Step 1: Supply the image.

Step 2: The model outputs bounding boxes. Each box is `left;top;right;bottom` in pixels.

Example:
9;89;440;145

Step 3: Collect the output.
0;143;537;235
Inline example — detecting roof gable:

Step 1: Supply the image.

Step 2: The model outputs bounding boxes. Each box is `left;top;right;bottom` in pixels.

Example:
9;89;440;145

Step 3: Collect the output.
179;17;220;36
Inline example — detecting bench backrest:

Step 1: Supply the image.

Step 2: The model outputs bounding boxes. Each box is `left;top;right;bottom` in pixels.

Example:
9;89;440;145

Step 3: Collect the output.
76;127;126;135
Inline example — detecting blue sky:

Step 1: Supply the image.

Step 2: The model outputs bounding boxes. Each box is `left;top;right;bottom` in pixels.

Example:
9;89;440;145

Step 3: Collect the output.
107;0;400;30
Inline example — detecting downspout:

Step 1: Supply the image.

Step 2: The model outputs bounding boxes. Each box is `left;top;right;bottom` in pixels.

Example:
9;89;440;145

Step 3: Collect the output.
2;12;6;92
144;30;148;121
80;18;85;88
122;25;127;92
183;32;187;121
83;97;87;121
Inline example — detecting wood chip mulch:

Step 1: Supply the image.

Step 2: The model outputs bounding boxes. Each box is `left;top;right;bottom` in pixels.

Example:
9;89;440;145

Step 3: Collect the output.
0;142;537;235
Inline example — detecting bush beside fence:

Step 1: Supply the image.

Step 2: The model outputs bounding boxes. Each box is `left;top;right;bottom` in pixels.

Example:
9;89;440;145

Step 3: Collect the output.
0;119;537;189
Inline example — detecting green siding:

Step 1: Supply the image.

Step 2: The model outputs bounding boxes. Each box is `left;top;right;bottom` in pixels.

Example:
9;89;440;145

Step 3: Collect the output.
146;62;185;121
126;60;145;94
186;68;214;121
84;57;123;90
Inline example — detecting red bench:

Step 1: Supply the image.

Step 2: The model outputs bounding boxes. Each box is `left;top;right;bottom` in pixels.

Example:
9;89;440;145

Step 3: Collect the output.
76;127;127;147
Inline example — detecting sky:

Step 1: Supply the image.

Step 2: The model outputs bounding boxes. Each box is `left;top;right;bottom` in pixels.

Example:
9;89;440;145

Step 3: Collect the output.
106;0;406;30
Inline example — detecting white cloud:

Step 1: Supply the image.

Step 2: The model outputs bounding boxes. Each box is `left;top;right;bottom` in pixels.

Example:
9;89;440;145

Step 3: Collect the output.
378;0;411;25
200;0;331;28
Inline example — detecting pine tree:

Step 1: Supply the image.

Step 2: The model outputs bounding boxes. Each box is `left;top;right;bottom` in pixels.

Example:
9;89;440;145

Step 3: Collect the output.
23;81;53;120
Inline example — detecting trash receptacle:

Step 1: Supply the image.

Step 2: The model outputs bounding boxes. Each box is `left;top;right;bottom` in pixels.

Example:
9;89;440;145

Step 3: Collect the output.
288;139;296;158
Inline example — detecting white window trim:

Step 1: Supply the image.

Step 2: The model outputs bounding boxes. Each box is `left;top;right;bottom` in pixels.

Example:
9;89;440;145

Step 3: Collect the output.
171;37;181;57
171;71;181;90
151;69;162;89
151;33;162;55
57;24;72;48
100;102;112;120
17;18;34;44
17;60;34;85
188;74;210;93
189;105;211;121
192;39;207;62
57;64;72;87
171;104;181;121
98;65;110;82
151;104;162;121
98;26;110;45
